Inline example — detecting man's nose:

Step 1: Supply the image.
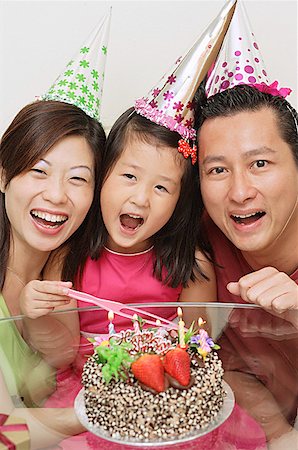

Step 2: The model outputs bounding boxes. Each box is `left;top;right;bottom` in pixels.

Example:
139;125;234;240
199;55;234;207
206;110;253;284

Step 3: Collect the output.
228;172;258;203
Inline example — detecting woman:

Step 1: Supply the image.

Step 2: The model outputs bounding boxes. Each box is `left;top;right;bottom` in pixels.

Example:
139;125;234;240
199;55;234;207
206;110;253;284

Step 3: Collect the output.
0;99;105;408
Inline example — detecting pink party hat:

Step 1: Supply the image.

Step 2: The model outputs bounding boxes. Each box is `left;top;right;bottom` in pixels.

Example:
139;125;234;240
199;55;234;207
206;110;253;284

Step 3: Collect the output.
135;0;237;141
206;1;292;98
42;10;111;121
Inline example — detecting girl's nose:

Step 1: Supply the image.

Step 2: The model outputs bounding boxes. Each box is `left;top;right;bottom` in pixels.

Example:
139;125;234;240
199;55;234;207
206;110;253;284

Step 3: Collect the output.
130;185;150;208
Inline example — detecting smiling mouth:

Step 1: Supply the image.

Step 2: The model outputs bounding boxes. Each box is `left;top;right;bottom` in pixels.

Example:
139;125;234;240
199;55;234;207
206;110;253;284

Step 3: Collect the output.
120;214;144;230
231;211;266;225
31;210;68;229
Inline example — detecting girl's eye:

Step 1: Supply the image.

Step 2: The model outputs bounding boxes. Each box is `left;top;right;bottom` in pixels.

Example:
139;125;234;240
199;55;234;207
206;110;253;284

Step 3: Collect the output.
155;185;168;193
253;160;268;168
123;173;135;180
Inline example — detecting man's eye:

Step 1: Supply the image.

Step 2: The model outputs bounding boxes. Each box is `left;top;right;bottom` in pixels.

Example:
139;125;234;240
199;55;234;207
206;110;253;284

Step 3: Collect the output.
254;160;268;168
209;167;225;175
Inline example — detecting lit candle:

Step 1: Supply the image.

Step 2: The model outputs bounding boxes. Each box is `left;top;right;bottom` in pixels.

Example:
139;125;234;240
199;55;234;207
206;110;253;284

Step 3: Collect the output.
133;314;140;333
156;319;161;327
108;311;115;335
177;307;186;348
198;317;206;328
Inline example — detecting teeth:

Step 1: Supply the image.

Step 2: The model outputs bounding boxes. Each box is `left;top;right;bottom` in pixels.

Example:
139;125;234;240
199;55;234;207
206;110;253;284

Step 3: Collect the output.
233;211;262;219
128;214;142;219
31;210;68;223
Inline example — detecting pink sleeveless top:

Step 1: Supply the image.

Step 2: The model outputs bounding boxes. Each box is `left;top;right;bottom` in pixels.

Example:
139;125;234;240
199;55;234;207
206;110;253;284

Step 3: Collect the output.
78;247;181;335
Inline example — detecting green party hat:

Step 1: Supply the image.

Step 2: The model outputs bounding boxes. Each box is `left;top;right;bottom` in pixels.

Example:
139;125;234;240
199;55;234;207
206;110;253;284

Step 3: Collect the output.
42;9;111;121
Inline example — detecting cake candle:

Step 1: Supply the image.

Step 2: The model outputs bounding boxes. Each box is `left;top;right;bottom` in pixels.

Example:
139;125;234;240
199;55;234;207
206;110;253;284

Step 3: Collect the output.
198;317;206;328
177;307;186;348
108;311;115;335
133;314;140;333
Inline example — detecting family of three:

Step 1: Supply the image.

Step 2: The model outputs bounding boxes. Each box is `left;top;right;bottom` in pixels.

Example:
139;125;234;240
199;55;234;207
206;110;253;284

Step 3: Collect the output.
1;1;297;449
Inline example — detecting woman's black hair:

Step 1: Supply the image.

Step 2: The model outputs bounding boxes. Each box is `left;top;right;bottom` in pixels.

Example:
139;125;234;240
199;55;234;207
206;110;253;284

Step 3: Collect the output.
93;107;211;288
0;100;106;289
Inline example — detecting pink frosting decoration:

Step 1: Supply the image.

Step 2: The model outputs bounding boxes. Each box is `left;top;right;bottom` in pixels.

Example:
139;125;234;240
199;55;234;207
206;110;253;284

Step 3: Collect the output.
250;80;292;98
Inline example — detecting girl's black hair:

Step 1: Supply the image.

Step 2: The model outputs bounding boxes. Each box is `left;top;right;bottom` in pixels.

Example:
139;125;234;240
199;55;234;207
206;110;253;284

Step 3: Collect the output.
0;100;106;289
93;107;211;288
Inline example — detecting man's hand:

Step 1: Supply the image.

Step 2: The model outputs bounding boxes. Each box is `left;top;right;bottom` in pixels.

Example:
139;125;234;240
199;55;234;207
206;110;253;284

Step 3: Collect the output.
227;267;298;312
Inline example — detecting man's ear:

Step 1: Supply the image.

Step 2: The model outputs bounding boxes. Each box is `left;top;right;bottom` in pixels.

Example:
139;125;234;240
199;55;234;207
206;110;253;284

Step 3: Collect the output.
0;167;6;193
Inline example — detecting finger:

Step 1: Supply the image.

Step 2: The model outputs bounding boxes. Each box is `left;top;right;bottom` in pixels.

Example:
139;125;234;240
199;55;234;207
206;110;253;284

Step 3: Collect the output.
227;282;241;295
30;280;72;296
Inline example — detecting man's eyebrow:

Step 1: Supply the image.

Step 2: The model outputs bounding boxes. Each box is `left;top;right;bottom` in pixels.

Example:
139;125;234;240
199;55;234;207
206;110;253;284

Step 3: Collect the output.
201;146;277;165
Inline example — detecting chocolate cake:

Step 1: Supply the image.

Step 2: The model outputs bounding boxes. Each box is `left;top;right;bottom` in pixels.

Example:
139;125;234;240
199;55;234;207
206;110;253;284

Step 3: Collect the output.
81;323;226;442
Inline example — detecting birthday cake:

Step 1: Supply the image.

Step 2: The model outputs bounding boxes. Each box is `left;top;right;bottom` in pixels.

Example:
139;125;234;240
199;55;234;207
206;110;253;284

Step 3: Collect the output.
81;317;225;442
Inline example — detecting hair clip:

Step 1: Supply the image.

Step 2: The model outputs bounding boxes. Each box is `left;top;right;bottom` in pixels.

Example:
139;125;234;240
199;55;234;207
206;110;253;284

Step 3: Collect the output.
178;139;197;165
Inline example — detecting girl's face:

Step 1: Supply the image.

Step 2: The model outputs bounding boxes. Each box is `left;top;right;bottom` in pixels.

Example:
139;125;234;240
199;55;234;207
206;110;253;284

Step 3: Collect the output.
1;135;95;256
100;136;185;253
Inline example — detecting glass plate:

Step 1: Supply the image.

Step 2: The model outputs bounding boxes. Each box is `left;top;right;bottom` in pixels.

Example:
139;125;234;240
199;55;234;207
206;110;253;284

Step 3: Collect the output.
74;380;235;447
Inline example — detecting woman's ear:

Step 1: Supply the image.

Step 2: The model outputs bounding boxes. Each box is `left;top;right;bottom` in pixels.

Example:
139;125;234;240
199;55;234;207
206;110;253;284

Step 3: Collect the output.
0;167;6;193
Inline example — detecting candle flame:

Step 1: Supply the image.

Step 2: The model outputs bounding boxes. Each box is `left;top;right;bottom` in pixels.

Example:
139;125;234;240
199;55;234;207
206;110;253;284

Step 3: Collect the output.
108;311;114;322
132;314;138;321
177;307;183;318
198;317;206;327
156;319;161;326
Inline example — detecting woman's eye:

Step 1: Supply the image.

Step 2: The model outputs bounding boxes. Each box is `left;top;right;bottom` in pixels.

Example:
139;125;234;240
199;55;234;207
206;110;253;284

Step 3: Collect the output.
31;168;46;175
71;176;87;182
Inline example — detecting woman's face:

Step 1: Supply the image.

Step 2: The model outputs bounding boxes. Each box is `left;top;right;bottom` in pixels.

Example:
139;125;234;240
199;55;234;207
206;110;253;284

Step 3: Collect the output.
1;135;95;255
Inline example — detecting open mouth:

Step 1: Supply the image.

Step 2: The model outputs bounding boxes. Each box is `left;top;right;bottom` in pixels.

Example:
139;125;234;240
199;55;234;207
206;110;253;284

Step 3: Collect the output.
120;213;144;231
31;210;68;229
231;211;266;225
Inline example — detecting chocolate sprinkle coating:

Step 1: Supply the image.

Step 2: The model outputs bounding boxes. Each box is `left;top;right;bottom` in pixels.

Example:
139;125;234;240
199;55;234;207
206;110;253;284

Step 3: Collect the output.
82;351;225;442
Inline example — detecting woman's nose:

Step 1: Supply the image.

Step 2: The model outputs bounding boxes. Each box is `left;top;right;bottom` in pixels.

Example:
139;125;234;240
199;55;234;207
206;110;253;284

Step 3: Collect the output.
42;178;68;204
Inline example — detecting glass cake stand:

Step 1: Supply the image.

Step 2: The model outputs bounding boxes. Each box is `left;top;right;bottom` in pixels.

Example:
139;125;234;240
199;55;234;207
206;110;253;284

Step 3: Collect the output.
74;380;234;449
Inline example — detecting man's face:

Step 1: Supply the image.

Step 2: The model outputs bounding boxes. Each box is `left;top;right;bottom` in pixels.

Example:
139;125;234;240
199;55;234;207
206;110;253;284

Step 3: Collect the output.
198;107;298;256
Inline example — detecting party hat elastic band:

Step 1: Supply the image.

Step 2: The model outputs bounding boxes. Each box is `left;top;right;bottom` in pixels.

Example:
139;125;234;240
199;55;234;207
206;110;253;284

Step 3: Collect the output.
135;0;237;140
42;9;111;121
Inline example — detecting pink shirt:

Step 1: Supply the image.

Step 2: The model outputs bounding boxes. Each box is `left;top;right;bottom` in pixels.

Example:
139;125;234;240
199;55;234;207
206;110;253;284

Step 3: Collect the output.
79;246;181;335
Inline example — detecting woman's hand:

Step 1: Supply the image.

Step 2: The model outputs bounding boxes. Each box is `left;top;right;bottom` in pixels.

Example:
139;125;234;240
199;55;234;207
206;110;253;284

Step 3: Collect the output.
20;280;73;319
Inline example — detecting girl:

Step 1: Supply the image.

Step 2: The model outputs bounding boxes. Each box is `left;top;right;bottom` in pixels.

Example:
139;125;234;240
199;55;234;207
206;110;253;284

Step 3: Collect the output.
78;107;216;337
0;99;105;407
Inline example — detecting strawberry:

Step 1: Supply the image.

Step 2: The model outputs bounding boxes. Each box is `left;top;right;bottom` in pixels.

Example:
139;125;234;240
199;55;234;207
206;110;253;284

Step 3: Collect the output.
131;354;165;393
163;347;191;386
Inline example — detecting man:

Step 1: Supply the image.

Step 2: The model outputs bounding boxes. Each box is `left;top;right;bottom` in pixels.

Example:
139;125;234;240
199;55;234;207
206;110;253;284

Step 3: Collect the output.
197;84;298;315
196;84;298;448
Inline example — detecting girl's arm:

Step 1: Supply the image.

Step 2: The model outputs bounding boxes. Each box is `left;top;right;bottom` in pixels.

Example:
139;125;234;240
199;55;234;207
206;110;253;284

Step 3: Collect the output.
179;249;217;329
21;254;80;369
